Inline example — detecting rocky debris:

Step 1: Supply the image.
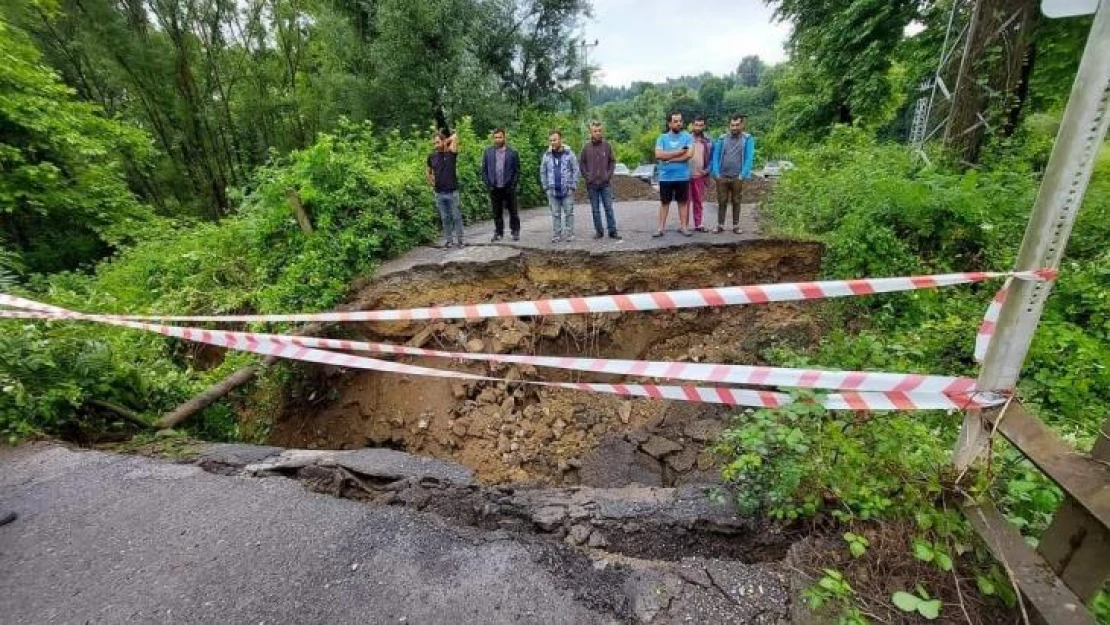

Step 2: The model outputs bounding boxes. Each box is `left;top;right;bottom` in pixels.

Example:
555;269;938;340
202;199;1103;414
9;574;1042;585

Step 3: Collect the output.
616;557;789;625
618;402;632;424
567;524;592;546
641;435;684;459
578;437;663;488
665;449;698;473
684;419;725;443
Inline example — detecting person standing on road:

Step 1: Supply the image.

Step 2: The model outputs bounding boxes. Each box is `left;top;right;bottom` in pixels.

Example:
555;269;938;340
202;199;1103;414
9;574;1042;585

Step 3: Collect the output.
688;115;713;232
579;121;622;241
481;128;521;242
653;111;694;238
426;129;465;248
710;113;755;234
540;130;580;243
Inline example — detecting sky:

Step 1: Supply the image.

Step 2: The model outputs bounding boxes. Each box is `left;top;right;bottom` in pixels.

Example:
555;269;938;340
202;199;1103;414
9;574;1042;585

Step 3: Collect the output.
583;0;793;87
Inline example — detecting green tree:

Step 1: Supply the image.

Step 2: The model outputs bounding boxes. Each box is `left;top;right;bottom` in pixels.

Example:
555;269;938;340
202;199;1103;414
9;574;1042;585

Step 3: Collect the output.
698;76;728;119
769;0;918;137
736;54;765;87
0;15;155;273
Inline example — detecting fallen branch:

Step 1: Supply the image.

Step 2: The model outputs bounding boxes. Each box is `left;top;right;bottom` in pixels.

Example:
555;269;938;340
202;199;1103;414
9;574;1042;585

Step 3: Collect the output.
89;399;153;430
154;320;330;429
154;363;264;430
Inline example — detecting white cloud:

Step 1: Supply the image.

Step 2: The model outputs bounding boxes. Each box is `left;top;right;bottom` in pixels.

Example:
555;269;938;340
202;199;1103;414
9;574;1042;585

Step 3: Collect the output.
584;0;792;86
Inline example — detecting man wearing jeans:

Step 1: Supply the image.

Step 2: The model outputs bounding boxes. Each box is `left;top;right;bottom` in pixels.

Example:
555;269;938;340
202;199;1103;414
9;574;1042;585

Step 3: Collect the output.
481;128;521;242
578;122;621;241
426;129;464;248
709;114;755;234
540;130;579;243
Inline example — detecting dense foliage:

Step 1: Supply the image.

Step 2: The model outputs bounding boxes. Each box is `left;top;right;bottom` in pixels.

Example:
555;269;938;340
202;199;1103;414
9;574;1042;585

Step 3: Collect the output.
0;17;156;275
2;0;589;235
0;116;558;442
716;126;1109;621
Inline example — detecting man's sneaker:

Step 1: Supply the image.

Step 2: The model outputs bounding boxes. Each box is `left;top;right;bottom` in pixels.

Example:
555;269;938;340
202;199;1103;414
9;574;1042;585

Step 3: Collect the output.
652;230;664;238
565;235;576;243
551;236;561;243
0;511;16;526
511;233;520;241
609;232;623;241
443;240;454;248
593;232;604;239
456;240;466;248
680;229;693;237
714;225;725;233
492;234;503;242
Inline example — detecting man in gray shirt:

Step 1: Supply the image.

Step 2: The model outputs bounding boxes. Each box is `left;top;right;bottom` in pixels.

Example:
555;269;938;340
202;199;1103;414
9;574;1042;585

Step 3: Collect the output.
709;114;756;234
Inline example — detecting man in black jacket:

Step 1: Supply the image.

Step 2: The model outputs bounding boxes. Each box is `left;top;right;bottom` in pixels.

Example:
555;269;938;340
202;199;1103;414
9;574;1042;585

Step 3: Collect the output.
481;128;521;242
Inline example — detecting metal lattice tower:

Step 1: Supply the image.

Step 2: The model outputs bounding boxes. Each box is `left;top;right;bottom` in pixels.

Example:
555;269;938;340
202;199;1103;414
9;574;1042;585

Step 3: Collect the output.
911;0;971;149
913;0;1038;156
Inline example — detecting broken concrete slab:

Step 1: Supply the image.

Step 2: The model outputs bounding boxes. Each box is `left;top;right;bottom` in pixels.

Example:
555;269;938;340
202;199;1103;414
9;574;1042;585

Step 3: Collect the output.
579;436;663;488
242;447;475;485
196;443;285;467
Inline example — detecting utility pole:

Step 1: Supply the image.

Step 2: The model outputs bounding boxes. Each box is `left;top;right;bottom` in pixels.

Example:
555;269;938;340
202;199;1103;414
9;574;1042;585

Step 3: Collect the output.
581;38;599;117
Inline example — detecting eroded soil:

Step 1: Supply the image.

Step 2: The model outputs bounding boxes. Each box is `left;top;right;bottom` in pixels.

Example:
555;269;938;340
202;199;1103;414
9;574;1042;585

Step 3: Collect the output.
270;240;826;486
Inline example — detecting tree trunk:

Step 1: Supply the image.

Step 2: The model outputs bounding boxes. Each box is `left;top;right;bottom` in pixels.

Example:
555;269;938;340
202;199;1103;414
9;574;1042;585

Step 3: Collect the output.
286;189;313;233
155;364;263;430
945;0;1038;164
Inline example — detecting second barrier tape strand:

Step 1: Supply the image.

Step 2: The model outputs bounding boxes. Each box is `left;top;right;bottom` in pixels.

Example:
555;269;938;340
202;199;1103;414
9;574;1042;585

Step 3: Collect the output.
0;305;1004;411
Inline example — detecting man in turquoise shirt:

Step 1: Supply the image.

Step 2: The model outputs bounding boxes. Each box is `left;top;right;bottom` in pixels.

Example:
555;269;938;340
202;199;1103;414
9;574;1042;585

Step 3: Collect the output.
653;111;694;238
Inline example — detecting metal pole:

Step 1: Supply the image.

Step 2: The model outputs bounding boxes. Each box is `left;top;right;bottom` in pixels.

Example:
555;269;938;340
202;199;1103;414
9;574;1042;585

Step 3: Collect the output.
952;0;1110;469
581;38;598;123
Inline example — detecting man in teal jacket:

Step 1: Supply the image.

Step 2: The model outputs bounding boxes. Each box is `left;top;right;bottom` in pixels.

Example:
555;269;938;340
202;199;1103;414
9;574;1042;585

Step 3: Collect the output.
709;114;755;234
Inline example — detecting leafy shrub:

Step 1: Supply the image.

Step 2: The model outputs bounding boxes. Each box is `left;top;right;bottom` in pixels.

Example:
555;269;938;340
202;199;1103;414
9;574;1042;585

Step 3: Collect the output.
2;115;559;441
719;127;1109;617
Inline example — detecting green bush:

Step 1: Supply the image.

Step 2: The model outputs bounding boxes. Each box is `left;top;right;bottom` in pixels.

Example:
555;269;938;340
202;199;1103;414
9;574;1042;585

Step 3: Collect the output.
727;125;1109;533
3;115;561;442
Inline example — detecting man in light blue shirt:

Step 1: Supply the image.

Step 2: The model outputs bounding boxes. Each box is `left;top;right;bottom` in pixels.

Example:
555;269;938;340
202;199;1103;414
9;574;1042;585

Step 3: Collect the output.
653;111;694;237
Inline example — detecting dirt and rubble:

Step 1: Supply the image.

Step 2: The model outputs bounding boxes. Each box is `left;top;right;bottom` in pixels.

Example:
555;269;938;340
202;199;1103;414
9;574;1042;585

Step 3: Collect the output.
269;240;825;487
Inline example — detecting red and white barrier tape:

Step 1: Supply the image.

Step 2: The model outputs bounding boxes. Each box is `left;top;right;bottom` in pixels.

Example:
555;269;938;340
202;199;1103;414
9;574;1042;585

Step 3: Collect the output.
0;304;1003;411
975;282;1010;363
20;269;1055;324
0;307;980;394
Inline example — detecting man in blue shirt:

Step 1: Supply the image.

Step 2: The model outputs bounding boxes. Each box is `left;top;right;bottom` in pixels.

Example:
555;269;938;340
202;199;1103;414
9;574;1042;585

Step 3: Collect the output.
653;111;694;237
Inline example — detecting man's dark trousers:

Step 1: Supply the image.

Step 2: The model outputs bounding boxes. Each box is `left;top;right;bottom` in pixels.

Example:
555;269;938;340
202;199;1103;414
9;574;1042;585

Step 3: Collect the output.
490;187;519;237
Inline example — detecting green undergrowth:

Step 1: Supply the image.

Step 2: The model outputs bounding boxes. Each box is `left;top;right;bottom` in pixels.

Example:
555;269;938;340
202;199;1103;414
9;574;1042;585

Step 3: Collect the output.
1;116;561;443
714;126;1109;622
